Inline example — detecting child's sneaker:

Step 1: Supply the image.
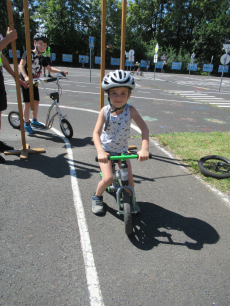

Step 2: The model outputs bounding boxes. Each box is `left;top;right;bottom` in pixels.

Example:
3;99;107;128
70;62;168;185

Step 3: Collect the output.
31;119;44;128
24;124;36;135
92;195;104;214
0;141;14;152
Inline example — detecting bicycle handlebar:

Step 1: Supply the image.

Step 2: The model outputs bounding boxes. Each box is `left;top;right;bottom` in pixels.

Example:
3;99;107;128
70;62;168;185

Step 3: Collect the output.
95;152;153;162
33;72;66;84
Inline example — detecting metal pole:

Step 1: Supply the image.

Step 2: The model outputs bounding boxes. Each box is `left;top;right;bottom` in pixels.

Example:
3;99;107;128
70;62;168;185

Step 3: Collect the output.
154;65;156;79
90;48;91;82
219;51;228;92
120;0;126;70
100;0;106;109
208;56;213;78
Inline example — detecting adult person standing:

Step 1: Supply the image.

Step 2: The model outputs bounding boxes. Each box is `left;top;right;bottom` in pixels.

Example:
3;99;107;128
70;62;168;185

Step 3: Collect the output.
0;28;28;163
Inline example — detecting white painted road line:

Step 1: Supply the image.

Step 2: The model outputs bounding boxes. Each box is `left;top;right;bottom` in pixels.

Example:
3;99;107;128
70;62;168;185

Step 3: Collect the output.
51;127;105;306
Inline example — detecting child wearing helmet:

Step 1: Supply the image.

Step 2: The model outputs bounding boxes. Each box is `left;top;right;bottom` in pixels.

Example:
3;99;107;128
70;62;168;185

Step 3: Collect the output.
18;33;68;135
92;69;149;215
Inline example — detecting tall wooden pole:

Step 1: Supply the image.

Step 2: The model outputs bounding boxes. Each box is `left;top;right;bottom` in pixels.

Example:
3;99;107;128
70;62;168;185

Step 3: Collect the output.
100;0;106;109
5;0;45;160
6;0;27;151
120;0;127;70
23;0;34;110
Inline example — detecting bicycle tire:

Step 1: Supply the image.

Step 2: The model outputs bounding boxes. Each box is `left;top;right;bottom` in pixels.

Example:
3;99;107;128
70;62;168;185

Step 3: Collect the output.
8;111;21;129
198;155;230;179
60;118;73;139
123;192;132;235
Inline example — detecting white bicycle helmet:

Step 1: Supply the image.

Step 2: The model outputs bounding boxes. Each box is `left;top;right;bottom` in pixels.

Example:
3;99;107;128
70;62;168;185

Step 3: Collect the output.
102;69;135;92
33;33;50;45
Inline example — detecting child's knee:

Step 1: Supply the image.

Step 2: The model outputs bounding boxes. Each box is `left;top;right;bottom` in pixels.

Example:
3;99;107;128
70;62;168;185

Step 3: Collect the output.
103;176;113;186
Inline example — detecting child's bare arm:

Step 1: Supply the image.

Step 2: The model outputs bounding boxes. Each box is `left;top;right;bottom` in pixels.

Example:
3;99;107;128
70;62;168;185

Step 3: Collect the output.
2;54;28;89
45;65;68;75
93;108;110;163
130;106;149;161
19;58;29;83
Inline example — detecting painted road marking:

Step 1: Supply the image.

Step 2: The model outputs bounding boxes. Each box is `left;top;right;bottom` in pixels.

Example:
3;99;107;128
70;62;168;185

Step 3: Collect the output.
169;90;230;110
51;128;104;306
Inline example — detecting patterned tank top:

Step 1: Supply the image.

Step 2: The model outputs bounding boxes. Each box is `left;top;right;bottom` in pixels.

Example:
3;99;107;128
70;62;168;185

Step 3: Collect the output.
100;104;131;154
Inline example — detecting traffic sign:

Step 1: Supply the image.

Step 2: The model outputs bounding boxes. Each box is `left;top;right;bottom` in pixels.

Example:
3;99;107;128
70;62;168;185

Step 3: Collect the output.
220;54;230;65
154;54;158;63
223;44;230;52
129;49;135;56
155;43;159;54
161;54;166;60
191;52;195;59
89;36;94;49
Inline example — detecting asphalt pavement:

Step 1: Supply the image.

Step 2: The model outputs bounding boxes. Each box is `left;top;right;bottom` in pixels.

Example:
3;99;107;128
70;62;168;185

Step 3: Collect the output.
1;68;230;306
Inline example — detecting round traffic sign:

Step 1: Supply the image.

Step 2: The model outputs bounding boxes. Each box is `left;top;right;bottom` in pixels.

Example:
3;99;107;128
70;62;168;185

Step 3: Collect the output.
129;49;135;56
220;54;230;65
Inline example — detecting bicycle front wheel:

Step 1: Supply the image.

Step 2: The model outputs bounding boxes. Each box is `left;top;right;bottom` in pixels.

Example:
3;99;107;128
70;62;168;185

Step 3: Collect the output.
8;111;21;129
198;155;230;179
123;192;132;235
60;118;73;139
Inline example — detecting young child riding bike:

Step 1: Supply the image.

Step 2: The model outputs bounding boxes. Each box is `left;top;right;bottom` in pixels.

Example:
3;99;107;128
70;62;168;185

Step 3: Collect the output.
19;33;68;135
92;69;149;214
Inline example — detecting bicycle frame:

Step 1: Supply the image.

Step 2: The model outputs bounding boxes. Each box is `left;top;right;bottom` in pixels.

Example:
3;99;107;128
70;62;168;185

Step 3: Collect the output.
99;153;139;214
33;74;67;129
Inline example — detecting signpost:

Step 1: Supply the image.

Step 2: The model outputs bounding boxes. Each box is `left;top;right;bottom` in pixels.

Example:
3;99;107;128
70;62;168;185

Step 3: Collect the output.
154;43;159;79
219;44;230;92
89;36;94;82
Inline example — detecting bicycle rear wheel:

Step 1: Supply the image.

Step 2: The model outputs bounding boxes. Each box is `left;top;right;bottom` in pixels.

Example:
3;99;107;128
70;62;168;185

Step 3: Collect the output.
123;192;132;235
8;111;21;129
198;155;230;179
60;118;73;139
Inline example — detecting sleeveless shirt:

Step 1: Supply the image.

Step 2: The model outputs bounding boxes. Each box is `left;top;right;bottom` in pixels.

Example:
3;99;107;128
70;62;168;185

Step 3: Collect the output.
100;103;131;153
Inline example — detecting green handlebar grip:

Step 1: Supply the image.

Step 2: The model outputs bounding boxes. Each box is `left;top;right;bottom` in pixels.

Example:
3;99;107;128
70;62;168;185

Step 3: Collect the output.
95;153;152;162
108;154;138;160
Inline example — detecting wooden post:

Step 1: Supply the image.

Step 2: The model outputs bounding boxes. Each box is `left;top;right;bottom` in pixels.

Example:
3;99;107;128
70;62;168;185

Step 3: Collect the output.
120;0;127;70
100;0;106;109
6;0;27;151
5;0;45;160
23;0;34;111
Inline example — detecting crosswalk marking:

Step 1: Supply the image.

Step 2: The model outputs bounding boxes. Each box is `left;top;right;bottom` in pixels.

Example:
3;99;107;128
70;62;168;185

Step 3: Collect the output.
169;90;230;109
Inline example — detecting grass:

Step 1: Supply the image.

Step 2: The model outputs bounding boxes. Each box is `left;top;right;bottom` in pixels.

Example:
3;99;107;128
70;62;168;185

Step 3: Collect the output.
151;132;230;196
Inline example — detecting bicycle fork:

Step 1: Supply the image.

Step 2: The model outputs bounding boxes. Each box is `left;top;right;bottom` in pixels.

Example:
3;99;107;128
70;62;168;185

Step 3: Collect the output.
117;161;136;215
45;93;66;129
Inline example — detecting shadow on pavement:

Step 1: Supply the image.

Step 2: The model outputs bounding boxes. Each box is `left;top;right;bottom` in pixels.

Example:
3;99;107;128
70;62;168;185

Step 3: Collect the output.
5;153;70;178
31;130;94;148
106;201;219;251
